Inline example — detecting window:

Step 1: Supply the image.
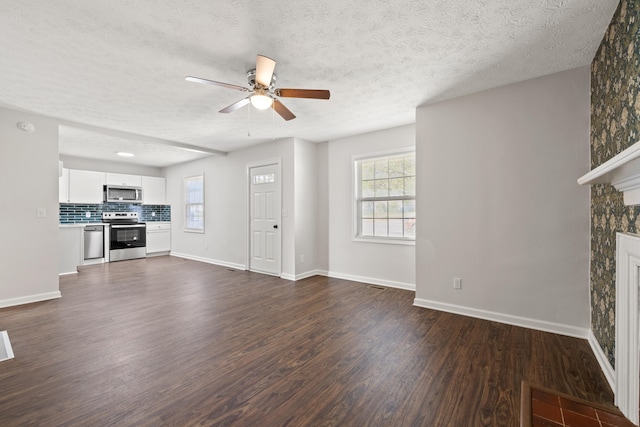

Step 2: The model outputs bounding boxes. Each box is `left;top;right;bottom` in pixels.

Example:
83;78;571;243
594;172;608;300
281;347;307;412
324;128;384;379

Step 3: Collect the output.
184;174;204;233
253;173;275;184
355;151;415;242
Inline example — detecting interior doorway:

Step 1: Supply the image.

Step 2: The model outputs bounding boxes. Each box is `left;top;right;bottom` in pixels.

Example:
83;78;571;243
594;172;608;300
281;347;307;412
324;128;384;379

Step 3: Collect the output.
248;162;281;276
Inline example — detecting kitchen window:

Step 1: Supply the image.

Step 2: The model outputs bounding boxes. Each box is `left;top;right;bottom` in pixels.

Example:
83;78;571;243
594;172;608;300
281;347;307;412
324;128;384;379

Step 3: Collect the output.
184;174;204;233
354;150;415;244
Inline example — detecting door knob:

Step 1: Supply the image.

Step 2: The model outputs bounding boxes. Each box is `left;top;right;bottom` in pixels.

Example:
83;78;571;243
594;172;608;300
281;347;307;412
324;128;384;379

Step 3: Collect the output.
273;225;278;229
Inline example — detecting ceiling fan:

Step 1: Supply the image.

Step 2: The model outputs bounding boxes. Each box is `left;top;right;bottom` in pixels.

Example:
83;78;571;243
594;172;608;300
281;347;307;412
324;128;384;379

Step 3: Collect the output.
186;54;330;121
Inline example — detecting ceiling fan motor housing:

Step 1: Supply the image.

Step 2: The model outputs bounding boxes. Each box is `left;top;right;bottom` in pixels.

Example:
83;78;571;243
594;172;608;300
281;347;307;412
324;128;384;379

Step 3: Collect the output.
247;69;277;91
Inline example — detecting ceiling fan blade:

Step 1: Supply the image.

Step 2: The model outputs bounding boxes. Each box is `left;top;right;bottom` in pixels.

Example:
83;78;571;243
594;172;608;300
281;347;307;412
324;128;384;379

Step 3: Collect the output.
219;97;251;113
272;99;296;121
275;88;330;100
255;55;276;88
185;76;249;92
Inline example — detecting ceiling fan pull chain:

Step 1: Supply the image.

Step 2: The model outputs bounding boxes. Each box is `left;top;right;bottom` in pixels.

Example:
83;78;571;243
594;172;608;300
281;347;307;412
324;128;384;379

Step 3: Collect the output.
247;98;251;137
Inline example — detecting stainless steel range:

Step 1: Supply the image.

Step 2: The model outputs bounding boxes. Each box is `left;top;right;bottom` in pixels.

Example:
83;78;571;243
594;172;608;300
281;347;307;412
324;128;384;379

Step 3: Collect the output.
103;212;146;262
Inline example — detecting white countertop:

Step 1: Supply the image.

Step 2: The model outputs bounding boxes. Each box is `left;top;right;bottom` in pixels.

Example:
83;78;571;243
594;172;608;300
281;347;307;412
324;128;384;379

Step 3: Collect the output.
60;221;170;228
60;223;107;228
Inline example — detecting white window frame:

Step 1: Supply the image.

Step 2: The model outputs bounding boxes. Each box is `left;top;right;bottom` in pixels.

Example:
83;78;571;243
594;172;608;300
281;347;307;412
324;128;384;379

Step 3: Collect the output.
184;174;204;233
353;148;415;246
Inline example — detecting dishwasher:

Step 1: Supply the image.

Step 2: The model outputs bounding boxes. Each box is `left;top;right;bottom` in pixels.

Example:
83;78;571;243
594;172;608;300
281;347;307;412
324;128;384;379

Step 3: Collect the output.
84;225;104;260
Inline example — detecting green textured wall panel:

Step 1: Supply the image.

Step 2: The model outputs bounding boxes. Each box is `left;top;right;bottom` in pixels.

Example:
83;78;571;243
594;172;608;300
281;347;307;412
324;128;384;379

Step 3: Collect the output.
590;0;640;368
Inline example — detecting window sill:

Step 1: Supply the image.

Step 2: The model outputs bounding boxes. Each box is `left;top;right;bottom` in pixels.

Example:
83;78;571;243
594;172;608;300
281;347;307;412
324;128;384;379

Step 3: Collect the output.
183;229;204;234
352;236;415;246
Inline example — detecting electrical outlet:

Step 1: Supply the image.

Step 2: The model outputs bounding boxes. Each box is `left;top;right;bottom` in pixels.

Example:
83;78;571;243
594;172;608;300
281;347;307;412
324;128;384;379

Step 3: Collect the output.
453;277;462;289
85;211;91;218
299;254;305;263
36;207;46;218
204;243;208;250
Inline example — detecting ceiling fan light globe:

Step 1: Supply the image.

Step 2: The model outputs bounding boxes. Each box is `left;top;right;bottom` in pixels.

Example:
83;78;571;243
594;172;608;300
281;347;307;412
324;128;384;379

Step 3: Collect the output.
250;94;273;110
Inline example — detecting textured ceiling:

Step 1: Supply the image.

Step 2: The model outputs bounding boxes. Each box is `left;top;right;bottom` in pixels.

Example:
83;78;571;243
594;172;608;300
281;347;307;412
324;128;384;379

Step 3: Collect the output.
0;0;619;167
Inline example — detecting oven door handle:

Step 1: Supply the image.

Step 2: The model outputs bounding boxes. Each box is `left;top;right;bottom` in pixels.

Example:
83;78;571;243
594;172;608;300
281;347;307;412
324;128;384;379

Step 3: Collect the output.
110;224;146;228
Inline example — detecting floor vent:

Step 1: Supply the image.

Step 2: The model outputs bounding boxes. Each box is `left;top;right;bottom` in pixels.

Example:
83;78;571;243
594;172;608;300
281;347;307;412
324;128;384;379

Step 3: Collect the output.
368;285;386;291
0;331;14;362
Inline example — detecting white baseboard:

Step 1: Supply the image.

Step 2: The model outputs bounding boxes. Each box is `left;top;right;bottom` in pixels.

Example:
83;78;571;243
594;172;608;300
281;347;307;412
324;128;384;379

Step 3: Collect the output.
168;256;413;291
587;329;616;392
0;291;62;309
146;251;170;258
413;298;589;339
59;271;77;276
325;271;415;291
280;269;327;281
169;252;246;271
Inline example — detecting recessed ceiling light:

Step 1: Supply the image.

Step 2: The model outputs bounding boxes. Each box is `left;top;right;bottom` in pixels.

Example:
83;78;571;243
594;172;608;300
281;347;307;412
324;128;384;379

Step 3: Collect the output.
116;152;134;157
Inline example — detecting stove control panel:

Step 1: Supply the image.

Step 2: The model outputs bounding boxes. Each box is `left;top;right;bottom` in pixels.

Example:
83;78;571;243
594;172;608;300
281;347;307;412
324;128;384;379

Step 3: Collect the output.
102;212;139;220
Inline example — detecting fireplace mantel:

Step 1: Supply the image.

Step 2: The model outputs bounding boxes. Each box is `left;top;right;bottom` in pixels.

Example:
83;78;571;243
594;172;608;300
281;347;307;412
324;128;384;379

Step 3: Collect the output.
578;140;640;205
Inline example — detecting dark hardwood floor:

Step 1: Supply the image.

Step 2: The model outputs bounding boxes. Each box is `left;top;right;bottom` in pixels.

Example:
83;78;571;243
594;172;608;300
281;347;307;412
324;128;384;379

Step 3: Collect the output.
0;256;613;426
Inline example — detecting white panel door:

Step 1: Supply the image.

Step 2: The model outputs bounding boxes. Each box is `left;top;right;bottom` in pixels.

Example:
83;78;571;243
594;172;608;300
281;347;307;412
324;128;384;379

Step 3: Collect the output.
249;164;280;275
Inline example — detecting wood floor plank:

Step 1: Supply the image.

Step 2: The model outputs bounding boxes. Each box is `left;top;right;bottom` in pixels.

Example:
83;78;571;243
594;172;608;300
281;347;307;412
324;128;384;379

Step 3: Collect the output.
0;256;614;426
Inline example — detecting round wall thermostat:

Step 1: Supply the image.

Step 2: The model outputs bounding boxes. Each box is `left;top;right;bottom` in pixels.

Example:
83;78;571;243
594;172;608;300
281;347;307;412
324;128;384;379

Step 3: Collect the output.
17;121;35;133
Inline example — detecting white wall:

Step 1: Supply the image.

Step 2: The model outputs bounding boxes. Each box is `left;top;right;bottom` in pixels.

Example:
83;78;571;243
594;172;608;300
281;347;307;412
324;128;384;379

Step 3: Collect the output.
415;67;591;336
326;124;416;290
164;127;415;289
293;138;319;279
0;107;61;307
164;138;296;276
316;142;329;273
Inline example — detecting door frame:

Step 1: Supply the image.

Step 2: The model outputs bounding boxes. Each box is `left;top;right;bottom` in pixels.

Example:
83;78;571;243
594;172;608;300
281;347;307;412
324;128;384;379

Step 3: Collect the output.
246;158;282;276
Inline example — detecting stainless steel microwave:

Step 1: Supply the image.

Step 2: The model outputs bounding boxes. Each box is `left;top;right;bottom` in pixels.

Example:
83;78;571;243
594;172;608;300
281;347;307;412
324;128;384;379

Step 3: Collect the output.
104;185;143;204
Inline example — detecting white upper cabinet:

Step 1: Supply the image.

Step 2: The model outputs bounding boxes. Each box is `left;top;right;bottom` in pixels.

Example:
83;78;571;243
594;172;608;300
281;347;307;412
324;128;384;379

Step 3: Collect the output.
59;167;69;203
69;170;105;204
141;176;166;205
60;169;166;205
105;173;142;187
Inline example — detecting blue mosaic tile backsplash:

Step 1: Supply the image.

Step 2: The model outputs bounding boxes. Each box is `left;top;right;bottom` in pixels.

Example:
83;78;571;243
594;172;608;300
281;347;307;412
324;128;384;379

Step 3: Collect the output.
60;203;171;224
